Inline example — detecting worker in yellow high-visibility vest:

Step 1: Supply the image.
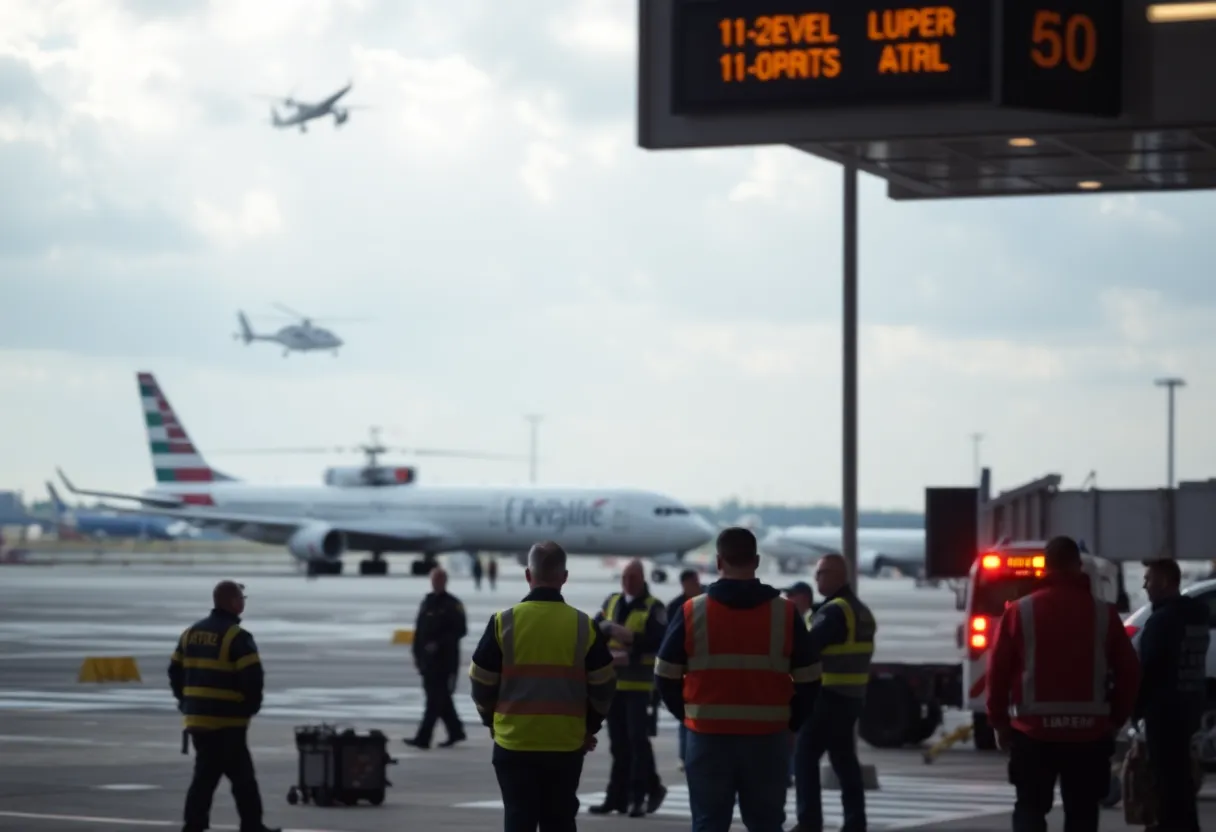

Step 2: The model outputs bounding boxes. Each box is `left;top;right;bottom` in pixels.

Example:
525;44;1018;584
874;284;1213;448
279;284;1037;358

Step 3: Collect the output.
588;559;670;818
468;541;617;830
793;554;876;832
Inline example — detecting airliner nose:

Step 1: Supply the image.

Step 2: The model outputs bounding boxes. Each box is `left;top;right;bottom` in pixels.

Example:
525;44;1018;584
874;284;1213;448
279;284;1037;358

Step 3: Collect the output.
686;514;716;548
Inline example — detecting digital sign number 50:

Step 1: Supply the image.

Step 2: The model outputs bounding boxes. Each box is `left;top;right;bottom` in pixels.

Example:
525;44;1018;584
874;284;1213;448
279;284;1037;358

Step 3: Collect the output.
1030;10;1096;72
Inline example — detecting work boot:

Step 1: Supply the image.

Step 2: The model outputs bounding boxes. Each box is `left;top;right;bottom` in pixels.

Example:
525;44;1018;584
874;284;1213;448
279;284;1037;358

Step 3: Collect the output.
628;800;646;818
647;783;668;813
402;737;430;749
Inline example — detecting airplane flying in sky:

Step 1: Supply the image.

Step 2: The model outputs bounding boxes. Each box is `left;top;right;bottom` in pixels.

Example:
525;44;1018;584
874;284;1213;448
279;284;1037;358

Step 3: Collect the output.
58;372;716;578
266;81;366;132
759;525;925;577
46;482;192;542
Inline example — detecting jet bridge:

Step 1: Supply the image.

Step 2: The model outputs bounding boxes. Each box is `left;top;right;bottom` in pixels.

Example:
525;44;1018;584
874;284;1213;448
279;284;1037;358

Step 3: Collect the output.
979;472;1216;563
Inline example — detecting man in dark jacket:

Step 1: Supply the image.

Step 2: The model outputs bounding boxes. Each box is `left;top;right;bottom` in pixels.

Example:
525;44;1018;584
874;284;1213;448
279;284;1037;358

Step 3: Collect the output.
168;580;278;832
1134;558;1210;832
405;566;469;749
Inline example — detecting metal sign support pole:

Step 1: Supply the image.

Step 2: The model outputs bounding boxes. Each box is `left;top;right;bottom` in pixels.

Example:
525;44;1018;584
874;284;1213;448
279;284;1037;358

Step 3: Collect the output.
842;161;859;595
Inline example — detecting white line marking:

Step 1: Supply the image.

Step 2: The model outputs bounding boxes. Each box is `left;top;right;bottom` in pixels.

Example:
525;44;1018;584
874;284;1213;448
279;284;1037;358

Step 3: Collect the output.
0;734;293;754
0;810;350;832
94;784;160;791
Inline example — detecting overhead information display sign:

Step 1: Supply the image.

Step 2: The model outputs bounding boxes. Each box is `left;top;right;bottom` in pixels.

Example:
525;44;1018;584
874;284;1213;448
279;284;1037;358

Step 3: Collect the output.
669;0;1120;118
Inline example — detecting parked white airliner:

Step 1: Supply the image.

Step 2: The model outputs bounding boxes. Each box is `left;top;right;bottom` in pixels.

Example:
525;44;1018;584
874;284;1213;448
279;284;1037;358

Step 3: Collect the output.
57;372;716;578
760;525;925;577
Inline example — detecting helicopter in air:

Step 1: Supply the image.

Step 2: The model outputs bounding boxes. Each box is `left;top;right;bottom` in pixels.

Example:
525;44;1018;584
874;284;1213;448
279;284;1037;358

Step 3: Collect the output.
213;426;529;488
261;81;368;132
234;304;360;357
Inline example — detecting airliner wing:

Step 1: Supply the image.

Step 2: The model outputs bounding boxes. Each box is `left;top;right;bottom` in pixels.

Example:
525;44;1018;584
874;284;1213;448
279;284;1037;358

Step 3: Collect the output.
84;503;452;549
57;469;454;549
56;468;187;509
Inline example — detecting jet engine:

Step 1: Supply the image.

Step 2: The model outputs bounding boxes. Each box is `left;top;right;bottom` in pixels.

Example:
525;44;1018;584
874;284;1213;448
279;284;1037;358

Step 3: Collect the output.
333;108;349;126
287;523;346;561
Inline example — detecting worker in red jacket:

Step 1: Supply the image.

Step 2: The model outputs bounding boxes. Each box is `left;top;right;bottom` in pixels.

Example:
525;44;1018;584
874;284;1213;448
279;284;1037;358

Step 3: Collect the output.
986;535;1140;832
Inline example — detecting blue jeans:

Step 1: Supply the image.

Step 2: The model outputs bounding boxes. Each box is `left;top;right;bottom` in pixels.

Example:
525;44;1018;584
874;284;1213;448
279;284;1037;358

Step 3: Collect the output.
685;730;788;832
795;692;866;832
679;723;688;763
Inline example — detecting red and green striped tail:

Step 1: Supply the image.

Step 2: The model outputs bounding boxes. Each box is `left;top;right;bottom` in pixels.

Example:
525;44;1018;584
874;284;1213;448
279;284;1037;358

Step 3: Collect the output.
137;372;234;500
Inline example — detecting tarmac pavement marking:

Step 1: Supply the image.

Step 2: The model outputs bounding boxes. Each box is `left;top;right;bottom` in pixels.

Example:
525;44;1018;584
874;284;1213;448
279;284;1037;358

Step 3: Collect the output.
0;810;352;831
456;776;1019;829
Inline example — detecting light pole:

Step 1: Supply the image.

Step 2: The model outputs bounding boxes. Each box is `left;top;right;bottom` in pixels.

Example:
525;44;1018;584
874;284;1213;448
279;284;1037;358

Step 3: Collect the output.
1154;378;1185;488
970;433;984;484
524;414;543;484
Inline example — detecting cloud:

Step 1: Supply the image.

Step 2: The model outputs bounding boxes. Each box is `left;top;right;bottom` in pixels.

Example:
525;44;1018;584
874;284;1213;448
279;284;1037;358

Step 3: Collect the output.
2;0;1216;510
193;189;284;246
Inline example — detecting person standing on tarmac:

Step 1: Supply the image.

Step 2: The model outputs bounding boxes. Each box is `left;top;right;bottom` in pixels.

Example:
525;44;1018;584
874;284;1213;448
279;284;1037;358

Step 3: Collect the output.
986;535;1140;832
1133;557;1209;832
590;559;670;818
654;527;819;832
404;566;468;750
468;541;617;832
488;556;498;591
783;581;818;787
666;568;705;774
168;580;279;832
793;554;872;832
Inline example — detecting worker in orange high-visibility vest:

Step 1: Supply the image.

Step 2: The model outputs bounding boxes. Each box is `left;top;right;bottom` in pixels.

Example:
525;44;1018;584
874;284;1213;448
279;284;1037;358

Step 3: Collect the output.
986;535;1140;832
655;527;819;832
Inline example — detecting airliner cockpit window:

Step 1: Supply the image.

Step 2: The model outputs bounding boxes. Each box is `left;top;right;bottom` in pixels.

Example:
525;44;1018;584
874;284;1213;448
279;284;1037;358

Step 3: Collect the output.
654;507;690;516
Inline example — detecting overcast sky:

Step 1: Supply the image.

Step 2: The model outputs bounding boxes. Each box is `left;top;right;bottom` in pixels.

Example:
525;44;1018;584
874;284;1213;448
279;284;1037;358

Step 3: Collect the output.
3;0;1214;511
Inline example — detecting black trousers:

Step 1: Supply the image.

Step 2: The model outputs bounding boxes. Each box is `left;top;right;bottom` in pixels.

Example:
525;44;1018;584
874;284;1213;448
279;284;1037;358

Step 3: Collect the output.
182;727;264;832
1007;730;1114;832
795;692;867;832
604;690;660;806
415;672;465;745
493;748;585;832
1145;717;1200;832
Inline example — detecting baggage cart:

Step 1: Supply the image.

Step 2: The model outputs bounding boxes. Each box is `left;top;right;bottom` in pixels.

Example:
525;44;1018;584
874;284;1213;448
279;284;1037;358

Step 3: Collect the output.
286;723;397;807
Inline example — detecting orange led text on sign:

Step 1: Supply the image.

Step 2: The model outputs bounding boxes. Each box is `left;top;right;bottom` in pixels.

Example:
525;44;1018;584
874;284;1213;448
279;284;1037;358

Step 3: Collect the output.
867;6;956;75
1030;10;1097;72
714;5;962;85
718;14;842;82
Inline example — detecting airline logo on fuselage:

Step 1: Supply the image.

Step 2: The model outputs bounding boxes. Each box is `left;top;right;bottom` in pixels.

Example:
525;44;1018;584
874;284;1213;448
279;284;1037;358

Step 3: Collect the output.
505;497;608;533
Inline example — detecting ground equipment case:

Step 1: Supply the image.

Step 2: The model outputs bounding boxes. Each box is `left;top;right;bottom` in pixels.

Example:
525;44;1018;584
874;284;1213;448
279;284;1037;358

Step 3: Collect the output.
287;723;397;807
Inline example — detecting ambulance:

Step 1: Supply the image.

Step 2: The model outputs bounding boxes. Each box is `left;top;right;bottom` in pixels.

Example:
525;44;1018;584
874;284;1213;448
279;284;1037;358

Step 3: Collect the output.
959;539;1120;750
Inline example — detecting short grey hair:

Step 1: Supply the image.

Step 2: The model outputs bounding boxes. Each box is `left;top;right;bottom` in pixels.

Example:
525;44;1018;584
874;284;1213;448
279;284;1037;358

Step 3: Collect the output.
527;540;567;583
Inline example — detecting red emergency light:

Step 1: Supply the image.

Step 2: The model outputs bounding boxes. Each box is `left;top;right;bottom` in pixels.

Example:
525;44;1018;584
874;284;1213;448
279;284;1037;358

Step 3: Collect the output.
968;615;989;654
980;552;1045;578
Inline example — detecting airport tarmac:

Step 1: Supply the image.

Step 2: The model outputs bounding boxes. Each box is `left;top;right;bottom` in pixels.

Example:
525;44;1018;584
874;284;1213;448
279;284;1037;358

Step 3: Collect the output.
0;556;1157;831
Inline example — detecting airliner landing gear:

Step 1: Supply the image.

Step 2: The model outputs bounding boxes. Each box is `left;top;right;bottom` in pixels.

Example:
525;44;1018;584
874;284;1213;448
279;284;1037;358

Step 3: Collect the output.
307;559;343;576
359;551;388;576
410;554;439;576
651;569;668;584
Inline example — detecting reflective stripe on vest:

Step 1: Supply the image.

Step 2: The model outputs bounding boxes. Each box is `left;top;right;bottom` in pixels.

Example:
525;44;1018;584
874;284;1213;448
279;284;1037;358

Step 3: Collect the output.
493;602;591;752
802;608;823;683
1013;594;1111;718
606;593;658;692
817;595;875;696
180;623;249;730
682;594;794;734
